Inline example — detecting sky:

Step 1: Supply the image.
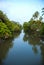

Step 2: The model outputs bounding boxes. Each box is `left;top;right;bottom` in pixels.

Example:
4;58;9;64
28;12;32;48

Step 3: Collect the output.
0;0;44;24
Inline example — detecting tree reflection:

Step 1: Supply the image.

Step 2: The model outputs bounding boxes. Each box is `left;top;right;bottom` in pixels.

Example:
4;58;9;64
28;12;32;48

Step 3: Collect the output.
0;32;21;65
0;39;13;65
40;44;44;65
32;46;38;54
23;32;44;64
23;32;41;45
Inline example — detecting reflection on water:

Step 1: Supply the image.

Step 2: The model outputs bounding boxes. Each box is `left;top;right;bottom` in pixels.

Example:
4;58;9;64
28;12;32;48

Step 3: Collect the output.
23;32;44;65
0;31;44;65
23;32;41;45
0;39;13;65
0;32;20;65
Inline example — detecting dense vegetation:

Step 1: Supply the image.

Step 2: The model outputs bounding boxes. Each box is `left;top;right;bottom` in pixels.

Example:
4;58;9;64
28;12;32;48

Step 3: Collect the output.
0;8;44;39
0;10;22;39
23;8;44;36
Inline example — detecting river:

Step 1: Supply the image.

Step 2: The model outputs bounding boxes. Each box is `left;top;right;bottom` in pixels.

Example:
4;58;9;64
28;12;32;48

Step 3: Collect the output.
0;30;44;65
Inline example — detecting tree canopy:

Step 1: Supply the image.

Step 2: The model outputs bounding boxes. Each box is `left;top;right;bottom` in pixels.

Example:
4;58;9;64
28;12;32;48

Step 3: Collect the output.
0;10;22;39
23;9;44;36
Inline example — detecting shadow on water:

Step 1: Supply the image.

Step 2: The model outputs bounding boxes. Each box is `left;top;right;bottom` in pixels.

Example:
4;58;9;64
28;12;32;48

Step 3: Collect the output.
23;31;44;65
0;32;21;65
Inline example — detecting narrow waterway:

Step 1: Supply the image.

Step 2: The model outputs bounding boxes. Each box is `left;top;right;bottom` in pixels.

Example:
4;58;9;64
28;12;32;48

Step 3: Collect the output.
0;31;44;65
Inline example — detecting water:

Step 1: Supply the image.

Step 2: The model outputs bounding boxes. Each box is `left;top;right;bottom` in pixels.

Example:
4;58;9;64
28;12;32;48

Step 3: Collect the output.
0;31;44;65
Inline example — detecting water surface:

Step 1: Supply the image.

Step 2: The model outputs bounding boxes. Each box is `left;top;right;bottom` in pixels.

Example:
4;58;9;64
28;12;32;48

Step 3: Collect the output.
0;31;44;65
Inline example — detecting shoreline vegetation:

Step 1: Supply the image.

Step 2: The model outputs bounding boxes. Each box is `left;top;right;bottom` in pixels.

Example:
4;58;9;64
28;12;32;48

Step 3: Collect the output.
0;8;44;40
23;8;44;39
0;10;22;39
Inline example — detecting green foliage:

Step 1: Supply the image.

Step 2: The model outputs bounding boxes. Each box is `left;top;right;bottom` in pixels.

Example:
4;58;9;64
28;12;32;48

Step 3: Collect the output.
40;23;44;35
0;10;22;39
23;22;30;32
0;21;12;38
29;20;42;31
33;11;39;19
5;21;22;32
0;10;9;23
23;10;44;36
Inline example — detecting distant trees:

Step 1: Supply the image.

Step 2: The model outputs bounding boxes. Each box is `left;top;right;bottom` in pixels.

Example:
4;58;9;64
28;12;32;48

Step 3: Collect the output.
23;8;44;36
33;11;39;20
40;8;44;35
42;8;44;16
39;16;43;21
23;22;30;32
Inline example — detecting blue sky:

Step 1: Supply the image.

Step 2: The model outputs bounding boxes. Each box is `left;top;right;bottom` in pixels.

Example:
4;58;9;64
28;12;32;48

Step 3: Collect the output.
0;0;44;24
